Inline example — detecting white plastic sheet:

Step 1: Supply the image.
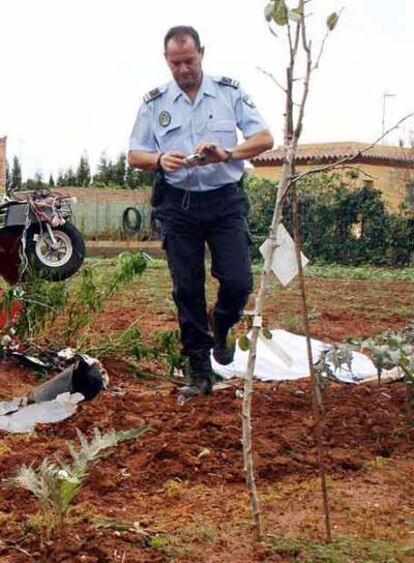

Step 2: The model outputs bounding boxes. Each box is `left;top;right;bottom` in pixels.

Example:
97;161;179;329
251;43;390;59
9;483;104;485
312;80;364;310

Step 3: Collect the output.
0;392;84;433
211;329;379;383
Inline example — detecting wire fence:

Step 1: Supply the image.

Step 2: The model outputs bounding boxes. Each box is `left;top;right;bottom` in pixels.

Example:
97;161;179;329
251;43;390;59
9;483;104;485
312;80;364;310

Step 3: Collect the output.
62;187;157;241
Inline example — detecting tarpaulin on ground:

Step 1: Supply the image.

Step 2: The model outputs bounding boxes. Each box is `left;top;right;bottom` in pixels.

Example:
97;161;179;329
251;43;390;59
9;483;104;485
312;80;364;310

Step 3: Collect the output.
211;329;396;384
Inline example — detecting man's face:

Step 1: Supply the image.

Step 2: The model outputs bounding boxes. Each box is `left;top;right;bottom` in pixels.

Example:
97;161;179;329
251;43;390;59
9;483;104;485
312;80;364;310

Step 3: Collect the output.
164;36;204;91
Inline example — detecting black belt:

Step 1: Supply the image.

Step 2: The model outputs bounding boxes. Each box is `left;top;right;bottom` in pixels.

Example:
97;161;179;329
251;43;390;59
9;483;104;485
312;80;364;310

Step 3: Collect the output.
165;182;240;201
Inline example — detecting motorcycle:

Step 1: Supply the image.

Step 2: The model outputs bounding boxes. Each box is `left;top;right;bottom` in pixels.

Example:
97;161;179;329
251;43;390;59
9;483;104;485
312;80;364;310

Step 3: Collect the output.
0;188;85;285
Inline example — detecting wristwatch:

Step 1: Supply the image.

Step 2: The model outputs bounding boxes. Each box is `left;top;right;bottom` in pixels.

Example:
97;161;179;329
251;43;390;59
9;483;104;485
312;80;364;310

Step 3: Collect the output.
156;152;164;171
224;148;233;162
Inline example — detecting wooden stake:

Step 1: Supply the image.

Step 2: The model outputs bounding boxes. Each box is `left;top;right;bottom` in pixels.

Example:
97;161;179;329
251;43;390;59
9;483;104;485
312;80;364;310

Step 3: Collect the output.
290;182;332;542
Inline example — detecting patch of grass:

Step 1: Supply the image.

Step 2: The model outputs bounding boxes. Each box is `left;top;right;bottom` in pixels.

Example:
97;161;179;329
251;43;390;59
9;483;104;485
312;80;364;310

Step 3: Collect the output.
148;533;195;559
163;479;187;500
306;264;414;282
148;534;172;552
268;534;405;562
148;523;217;559
181;523;216;543
252;261;414;282
278;313;304;334
363;456;391;472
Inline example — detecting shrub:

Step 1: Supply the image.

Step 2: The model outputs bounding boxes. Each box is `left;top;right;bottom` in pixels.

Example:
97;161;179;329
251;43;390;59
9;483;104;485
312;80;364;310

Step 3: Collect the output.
244;173;414;266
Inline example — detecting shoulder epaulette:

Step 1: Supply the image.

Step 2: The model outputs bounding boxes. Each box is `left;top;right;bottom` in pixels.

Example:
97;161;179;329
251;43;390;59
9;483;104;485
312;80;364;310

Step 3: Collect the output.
143;87;165;104
214;76;240;89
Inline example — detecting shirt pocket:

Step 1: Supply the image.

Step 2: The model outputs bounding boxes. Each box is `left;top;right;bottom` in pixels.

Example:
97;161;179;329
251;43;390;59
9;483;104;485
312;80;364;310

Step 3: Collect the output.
158;122;182;151
207;119;237;145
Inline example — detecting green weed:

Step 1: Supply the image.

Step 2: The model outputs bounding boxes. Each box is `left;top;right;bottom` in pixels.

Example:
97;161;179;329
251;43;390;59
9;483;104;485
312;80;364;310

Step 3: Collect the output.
268;534;404;562
6;426;148;545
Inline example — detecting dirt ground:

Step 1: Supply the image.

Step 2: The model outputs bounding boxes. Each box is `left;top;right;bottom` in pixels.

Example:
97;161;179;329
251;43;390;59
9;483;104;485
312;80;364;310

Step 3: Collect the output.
0;266;413;562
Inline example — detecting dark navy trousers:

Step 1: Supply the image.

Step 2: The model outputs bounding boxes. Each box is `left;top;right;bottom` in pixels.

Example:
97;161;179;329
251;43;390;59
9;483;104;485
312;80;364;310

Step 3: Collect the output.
154;182;253;357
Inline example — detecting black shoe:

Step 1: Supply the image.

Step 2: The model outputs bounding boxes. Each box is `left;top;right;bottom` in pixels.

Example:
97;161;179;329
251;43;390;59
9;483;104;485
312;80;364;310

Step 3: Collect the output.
179;351;213;398
210;313;236;365
179;377;213;398
213;336;236;365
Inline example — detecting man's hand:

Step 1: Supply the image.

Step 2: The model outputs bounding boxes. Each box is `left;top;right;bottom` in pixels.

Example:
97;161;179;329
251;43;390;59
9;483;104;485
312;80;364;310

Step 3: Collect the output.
191;142;228;165
160;151;187;172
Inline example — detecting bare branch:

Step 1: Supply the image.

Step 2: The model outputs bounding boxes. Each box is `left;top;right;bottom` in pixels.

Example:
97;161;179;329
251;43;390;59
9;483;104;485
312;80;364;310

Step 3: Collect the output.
287;16;294;60
292;17;301;59
312;28;329;71
291;112;414;185
257;66;287;93
313;8;345;71
340;165;377;180
293;6;312;140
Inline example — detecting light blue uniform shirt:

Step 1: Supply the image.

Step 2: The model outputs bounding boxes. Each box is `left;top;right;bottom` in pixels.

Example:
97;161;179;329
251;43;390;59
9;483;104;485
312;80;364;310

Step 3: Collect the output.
129;74;269;191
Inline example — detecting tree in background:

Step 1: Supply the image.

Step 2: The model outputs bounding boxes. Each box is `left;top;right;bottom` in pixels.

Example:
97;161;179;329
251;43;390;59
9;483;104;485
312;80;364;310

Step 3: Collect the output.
56;167;77;187
24;170;46;190
114;153;126;187
93;152;132;187
5;161;11;192
76;153;91;187
56;169;65;186
10;156;22;192
125;164;154;189
125;165;139;188
20;151;155;190
93;152;114;186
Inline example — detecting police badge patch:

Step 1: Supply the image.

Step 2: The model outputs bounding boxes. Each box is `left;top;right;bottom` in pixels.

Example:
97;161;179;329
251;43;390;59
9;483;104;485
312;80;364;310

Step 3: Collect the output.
243;95;256;109
159;111;171;127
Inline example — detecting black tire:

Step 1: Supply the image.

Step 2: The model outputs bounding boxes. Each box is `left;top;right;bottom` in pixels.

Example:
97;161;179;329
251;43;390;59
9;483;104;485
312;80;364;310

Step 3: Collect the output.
25;222;85;281
122;207;142;235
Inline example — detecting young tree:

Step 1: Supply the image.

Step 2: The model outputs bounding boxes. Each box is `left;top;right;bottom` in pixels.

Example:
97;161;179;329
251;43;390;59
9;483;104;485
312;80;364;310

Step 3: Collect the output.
241;0;341;541
48;174;55;188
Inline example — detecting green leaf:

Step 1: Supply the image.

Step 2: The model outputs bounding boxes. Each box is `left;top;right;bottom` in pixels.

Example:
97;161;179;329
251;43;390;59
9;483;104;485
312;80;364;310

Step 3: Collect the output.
288;8;302;23
261;327;272;340
272;0;288;26
238;335;251;351
326;12;339;31
264;2;274;22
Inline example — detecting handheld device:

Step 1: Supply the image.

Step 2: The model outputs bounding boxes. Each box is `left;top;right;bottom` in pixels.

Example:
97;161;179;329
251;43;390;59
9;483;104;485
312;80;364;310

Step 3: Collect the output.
185;152;206;165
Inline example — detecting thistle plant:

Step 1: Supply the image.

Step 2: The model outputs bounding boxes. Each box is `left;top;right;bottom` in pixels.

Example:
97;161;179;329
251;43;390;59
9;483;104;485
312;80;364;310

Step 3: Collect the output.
6;425;149;543
361;328;414;410
315;345;355;382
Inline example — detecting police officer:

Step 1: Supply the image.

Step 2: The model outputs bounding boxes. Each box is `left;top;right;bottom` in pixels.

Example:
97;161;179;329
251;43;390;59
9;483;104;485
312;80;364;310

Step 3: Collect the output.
128;25;273;397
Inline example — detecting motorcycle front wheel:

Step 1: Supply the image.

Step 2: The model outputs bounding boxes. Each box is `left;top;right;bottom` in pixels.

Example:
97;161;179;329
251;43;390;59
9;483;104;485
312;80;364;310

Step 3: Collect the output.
25;222;85;281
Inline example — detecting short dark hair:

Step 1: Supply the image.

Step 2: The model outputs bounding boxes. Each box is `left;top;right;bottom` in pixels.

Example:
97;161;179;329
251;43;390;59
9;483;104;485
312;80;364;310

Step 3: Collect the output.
164;26;201;52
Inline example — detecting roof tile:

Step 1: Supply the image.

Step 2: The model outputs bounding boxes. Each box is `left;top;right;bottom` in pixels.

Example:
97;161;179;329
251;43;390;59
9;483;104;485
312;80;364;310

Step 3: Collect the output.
252;142;414;165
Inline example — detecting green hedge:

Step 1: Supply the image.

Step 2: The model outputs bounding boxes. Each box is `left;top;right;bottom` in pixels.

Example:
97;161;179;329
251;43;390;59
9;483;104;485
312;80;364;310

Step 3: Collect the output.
244;172;414;267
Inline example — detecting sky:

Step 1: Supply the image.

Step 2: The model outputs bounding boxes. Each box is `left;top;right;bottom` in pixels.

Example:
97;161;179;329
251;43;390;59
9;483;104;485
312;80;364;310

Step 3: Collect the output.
1;0;413;180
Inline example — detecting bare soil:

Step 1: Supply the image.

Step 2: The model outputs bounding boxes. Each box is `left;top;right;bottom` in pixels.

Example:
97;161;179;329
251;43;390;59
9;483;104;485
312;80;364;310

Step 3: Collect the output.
0;266;413;561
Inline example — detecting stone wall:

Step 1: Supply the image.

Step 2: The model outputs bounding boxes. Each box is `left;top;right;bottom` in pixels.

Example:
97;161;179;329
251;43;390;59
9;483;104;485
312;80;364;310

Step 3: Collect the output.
253;160;414;213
